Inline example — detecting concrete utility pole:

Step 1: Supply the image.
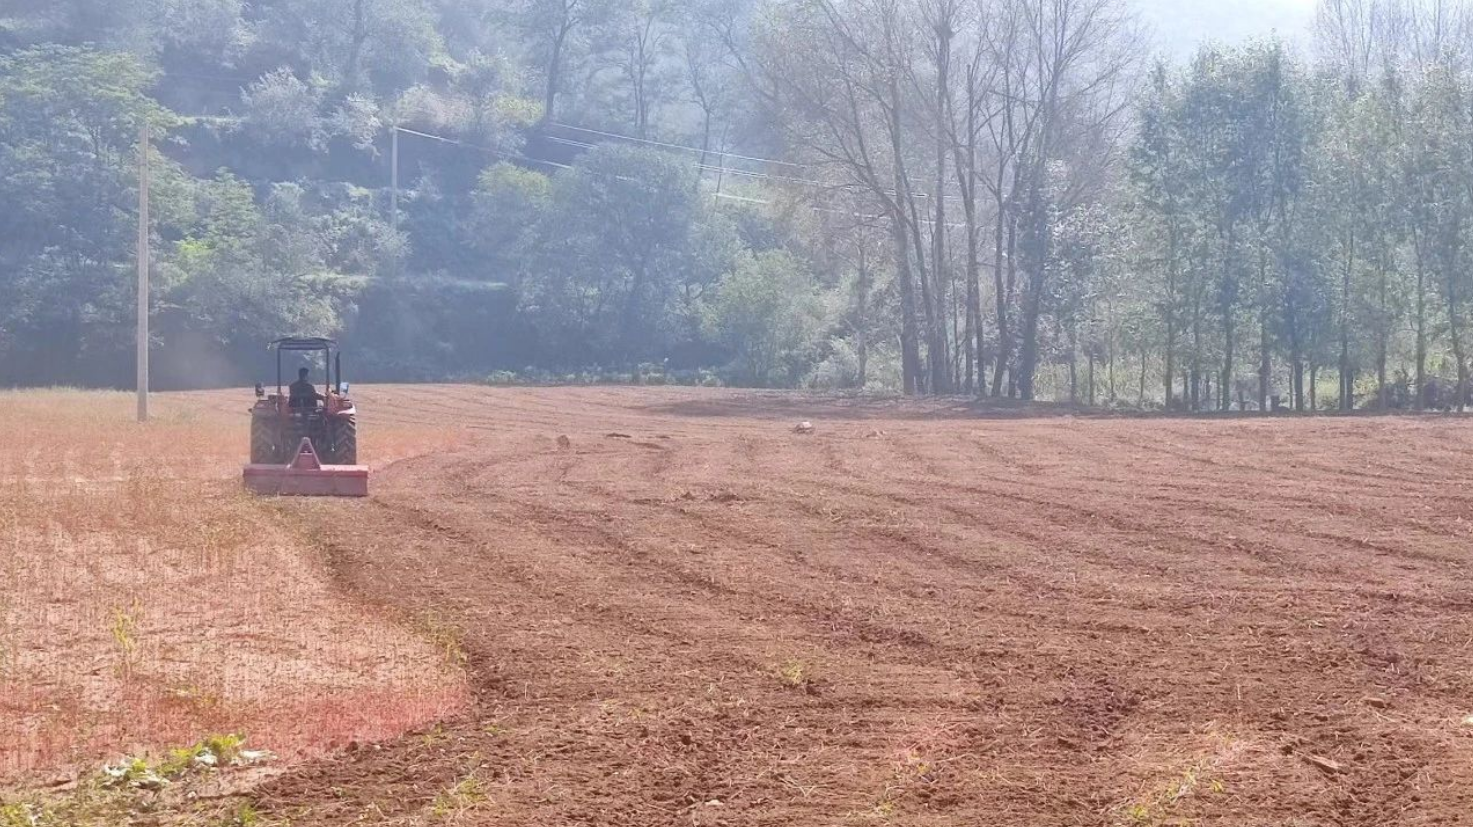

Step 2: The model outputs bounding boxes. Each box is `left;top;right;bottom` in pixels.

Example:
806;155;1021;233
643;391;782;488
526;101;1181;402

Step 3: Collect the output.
136;121;150;423
390;125;399;231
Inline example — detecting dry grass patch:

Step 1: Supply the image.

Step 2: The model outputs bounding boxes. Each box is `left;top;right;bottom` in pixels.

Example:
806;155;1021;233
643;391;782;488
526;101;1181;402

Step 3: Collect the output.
0;390;467;784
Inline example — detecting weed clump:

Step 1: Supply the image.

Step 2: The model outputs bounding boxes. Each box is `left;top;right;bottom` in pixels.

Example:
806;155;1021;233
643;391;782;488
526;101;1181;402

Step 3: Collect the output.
1;736;274;827
430;773;490;821
103;734;271;790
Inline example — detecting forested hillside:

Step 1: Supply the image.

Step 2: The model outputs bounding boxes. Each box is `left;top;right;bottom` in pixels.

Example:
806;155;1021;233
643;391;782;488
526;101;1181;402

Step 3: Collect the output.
5;0;1473;410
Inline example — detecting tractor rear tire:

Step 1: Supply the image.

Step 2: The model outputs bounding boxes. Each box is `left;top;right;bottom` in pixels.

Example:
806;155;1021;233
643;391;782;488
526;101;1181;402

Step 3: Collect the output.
332;415;358;465
250;415;276;464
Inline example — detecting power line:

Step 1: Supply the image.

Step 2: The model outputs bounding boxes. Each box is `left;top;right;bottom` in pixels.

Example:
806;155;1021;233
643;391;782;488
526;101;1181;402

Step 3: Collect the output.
546;128;965;202
164;81;962;201
394;126;571;170
547;121;804;169
543;134;597;150
546;133;913;198
714;192;767;204
549;122;965;201
716;191;968;230
388;125;569;233
400;123;966;225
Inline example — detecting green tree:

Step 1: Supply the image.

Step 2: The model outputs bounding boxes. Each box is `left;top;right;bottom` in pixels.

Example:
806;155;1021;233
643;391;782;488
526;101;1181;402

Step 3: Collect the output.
256;0;443;97
703;250;823;385
511;0;613;123
1129;63;1191;406
1401;63;1473;409
467;162;553;283
521;145;704;363
241;69;328;150
0;46;173;384
1312;77;1406;409
161;174;366;358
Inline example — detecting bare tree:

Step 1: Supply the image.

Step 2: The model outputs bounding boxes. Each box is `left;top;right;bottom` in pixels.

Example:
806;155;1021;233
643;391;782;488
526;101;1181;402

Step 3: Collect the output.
757;0;937;391
938;3;1001;392
683;0;747;179
515;0;595;122
1317;0;1391;87
604;0;677;139
1005;0;1140;400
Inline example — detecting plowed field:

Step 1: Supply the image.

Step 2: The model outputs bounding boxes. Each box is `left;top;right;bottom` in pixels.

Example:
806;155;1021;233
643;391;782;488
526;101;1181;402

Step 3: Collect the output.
15;385;1473;826
186;385;1473;827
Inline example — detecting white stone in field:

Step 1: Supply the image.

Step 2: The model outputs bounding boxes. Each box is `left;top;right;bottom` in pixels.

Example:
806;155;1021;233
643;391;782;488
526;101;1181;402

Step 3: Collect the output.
794;421;814;434
239;748;275;765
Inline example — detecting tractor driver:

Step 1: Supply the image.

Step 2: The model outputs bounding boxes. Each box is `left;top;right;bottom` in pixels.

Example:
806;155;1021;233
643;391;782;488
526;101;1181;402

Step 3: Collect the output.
289;367;323;409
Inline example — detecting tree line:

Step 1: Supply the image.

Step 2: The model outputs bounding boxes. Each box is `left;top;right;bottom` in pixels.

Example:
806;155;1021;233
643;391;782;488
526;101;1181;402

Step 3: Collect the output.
6;0;1473;409
1131;0;1473;412
757;0;1473;410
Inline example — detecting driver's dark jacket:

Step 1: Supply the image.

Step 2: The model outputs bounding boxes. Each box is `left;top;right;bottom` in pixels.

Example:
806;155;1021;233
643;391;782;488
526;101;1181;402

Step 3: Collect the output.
289;379;319;408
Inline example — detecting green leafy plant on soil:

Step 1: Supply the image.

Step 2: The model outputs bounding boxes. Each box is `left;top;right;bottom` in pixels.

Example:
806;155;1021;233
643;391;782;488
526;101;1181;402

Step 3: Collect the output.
104;733;266;790
0;737;273;827
430;774;489;820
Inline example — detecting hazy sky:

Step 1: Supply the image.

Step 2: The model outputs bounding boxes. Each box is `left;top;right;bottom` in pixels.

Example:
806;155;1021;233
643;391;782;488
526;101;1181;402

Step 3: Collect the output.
1137;0;1319;59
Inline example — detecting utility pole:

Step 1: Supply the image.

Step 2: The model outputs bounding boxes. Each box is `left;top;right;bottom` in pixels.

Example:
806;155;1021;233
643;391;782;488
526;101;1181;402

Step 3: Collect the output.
715;126;729;197
136;121;150;423
390;125;399;232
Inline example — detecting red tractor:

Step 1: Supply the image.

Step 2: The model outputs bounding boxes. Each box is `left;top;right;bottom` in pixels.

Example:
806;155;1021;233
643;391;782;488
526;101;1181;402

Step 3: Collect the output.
249;337;359;466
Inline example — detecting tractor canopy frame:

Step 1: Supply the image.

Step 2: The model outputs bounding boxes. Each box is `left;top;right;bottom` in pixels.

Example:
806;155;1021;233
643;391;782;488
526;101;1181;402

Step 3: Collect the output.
270;337;344;399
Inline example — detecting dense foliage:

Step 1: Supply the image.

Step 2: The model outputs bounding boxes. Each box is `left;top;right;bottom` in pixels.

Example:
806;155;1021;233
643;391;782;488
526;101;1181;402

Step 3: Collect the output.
6;0;1473;407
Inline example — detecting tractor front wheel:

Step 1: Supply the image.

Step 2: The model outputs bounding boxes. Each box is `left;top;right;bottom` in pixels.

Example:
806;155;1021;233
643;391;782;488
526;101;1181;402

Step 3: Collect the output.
331;415;358;465
250;415;277;464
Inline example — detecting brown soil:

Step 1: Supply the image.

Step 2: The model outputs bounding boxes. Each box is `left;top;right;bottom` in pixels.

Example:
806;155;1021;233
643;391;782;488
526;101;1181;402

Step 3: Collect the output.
230;386;1473;824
